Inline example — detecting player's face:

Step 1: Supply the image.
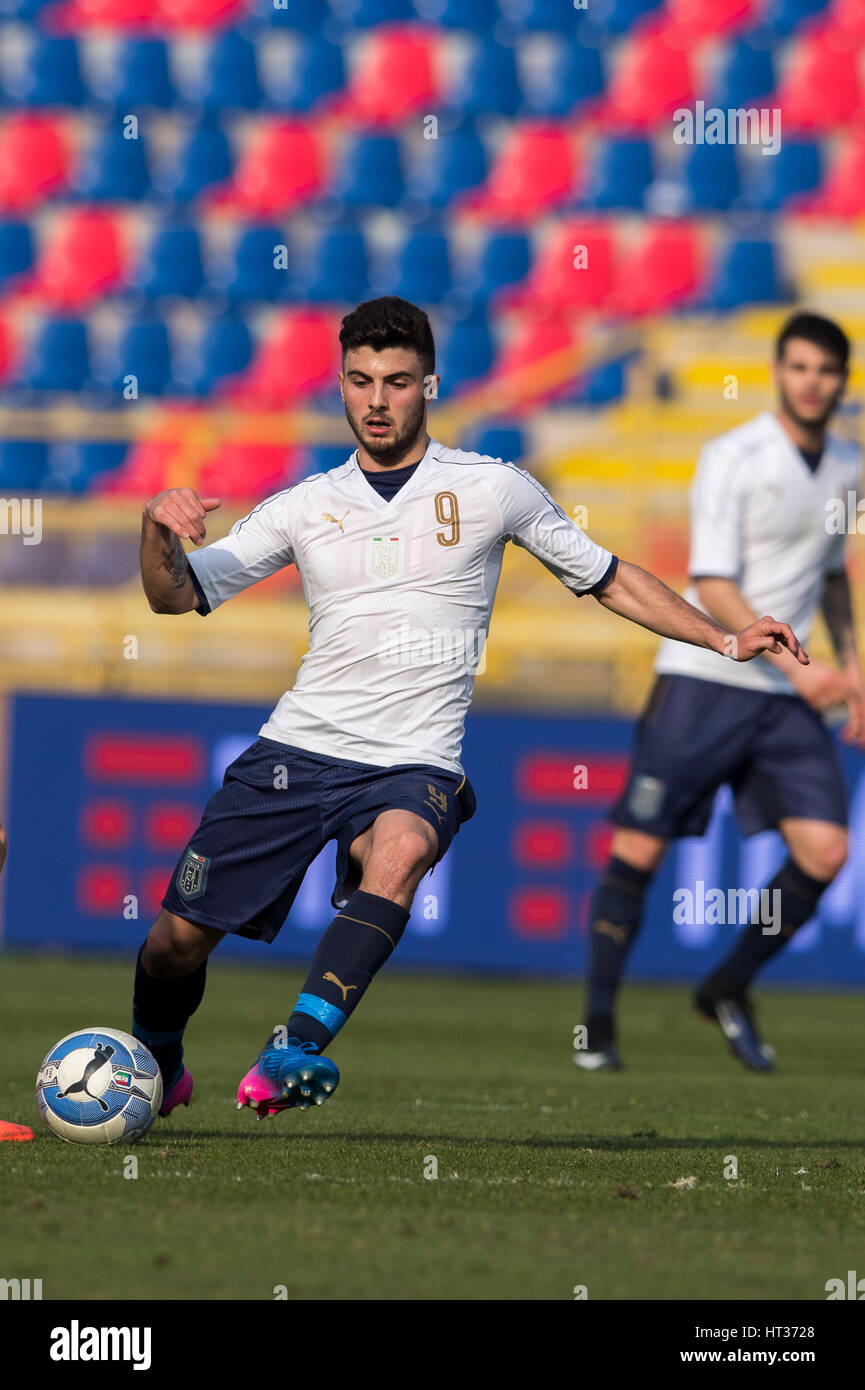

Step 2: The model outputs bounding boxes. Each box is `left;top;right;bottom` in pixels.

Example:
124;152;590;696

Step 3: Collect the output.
774;337;847;430
339;346;433;464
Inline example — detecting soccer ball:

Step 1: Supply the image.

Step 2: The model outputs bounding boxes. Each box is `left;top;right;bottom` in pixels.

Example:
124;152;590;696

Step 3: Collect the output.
36;1028;163;1145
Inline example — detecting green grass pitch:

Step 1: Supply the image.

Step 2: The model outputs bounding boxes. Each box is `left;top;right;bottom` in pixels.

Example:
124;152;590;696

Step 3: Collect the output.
1;953;864;1301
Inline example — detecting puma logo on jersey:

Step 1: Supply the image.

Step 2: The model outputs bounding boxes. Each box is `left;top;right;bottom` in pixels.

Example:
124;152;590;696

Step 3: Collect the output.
322;971;357;1002
321;510;350;534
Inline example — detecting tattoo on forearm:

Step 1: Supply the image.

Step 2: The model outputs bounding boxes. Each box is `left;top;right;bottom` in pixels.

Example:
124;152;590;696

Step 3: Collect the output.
161;533;189;590
822;574;857;666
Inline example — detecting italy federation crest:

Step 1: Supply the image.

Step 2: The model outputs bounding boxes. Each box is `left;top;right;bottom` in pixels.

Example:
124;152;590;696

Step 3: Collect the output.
177;849;209;900
366;535;403;582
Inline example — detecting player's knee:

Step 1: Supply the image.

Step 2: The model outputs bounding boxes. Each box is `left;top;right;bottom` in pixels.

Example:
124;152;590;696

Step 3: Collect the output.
796;830;848;883
610;827;666;875
390;826;438;877
144;911;215;976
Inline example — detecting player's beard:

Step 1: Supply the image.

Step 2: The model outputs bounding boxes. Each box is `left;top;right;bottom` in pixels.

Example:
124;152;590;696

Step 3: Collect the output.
777;382;841;435
345;395;427;465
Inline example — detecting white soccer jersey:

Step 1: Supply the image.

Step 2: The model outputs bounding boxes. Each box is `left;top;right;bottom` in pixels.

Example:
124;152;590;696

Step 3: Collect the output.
188;436;615;774
654;411;861;694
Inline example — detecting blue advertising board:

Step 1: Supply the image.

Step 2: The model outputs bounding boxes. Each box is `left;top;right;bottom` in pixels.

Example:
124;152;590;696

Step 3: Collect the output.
3;692;865;984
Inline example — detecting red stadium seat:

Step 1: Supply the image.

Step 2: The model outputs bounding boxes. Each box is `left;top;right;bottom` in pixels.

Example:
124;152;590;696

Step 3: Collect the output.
508;219;616;313
664;0;756;37
337;27;440;127
155;0;244;29
601;29;694;128
197;443;301;501
48;0;161;30
459;124;578;222
607;222;704;316
95;438;177;496
774;31;863;131
0;115;70;212
825;0;865;39
227;308;340;409
205;120;327;216
28;209;126;309
810;131;865;215
0;314;16;382
489;311;580;406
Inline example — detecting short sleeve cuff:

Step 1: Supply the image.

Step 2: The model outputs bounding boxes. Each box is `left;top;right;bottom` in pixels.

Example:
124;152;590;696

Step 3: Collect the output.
579;553;618;597
186;558;211;616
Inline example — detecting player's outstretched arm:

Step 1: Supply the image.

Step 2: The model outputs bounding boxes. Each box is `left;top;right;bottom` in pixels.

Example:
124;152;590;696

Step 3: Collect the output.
140;488;221;614
595;559;810;665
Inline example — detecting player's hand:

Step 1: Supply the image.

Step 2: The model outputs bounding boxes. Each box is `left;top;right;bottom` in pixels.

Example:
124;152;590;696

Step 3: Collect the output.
143;489;221;546
728;616;809;665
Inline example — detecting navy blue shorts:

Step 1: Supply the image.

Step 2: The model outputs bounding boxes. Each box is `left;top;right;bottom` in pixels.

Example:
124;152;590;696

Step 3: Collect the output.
611;674;848;839
161;737;477;943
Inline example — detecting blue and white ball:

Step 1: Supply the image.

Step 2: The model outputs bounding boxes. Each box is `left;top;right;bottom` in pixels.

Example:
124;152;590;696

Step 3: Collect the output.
36;1028;163;1145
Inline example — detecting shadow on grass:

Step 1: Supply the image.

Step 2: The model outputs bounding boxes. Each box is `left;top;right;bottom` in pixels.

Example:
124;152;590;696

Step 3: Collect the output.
157;1129;865;1152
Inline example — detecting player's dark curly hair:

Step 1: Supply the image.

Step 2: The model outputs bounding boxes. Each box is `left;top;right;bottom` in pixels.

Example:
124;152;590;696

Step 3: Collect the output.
339;297;435;379
775;312;850;370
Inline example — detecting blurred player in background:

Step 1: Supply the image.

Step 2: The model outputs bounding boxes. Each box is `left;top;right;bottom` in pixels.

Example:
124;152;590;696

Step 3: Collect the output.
579;312;865;1074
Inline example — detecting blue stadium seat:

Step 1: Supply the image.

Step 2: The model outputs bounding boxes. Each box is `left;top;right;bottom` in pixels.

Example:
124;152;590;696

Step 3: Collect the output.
329;0;416;24
193;30;262;112
74;122;152;202
95;38;176;111
189;313;253;395
215;224;290;304
0;221;34;287
384;223;453;305
159;118;233;202
447;39;523;118
436;310;495;397
20;318;91;392
11;35;86;107
525;37;605;116
742;140;822;211
251;0;327;27
134;222;205;300
303;444;355;473
709;34;776;110
292;221;369;303
498;0;589;30
589;0;665;34
406;119;488;210
44;441;128;493
0;0;54;17
329;132;405;209
705;237;787;309
682;143;741;212
580;137;654;210
108;316;173;397
462;421;526;463
414;0;499;28
761;0;830;35
0;440;50;487
460;230;531;302
266;34;345;111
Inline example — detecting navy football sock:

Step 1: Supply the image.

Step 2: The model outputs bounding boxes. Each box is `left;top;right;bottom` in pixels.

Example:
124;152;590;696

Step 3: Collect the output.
711;858;830;987
283;890;411;1053
132;945;207;1087
584;856;653;1040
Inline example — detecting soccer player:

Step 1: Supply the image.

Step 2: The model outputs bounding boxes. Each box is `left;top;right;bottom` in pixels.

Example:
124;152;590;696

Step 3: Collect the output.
578;311;865;1073
135;296;809;1119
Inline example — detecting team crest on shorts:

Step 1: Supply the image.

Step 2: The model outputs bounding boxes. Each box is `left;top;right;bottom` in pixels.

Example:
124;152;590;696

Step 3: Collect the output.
366;535;402;582
177;849;209;900
628;774;665;821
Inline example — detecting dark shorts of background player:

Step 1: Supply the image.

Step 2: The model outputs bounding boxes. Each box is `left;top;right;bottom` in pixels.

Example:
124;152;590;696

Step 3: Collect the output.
161;737;477;944
611;674;848;839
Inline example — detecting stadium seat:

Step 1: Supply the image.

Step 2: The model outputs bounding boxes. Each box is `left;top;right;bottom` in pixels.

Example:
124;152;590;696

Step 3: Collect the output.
761;0;831;34
73;122;152;202
457;230;532;305
579;137;654;211
607;223;704;316
303;443;355;474
338;27;440;127
18;317;91;392
204;121;326;216
460;124;577;222
496;0;588;29
106;315;173;397
212;223;290;304
227;308;339;408
328;131;405;210
157;117;233;202
186;313;253;395
292;221;370;303
413;0;499;28
29;209;126;309
741;139;823;210
0;441;50;488
435;309;495;397
705;237;788;308
153;0;247;28
511;219;615;313
189;29;263;112
251;0;326;27
43;441;128;494
133;221;205;300
265;33;345;111
681;142;741;211
664;0;756;36
774;32;862;130
0;115;70;211
0;222;35;291
382;223;452;305
489;311;579;404
405;118;488;211
92;38;176;111
197;442;300;501
329;0;416;24
708;34;776;108
523;37;605;117
461;421;526;464
602;30;694;128
827;0;865;39
8;35;86;107
95;438;176;496
445;38;523;118
589;0;665;35
0;314;15;381
48;0;167;25
810;131;865;215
